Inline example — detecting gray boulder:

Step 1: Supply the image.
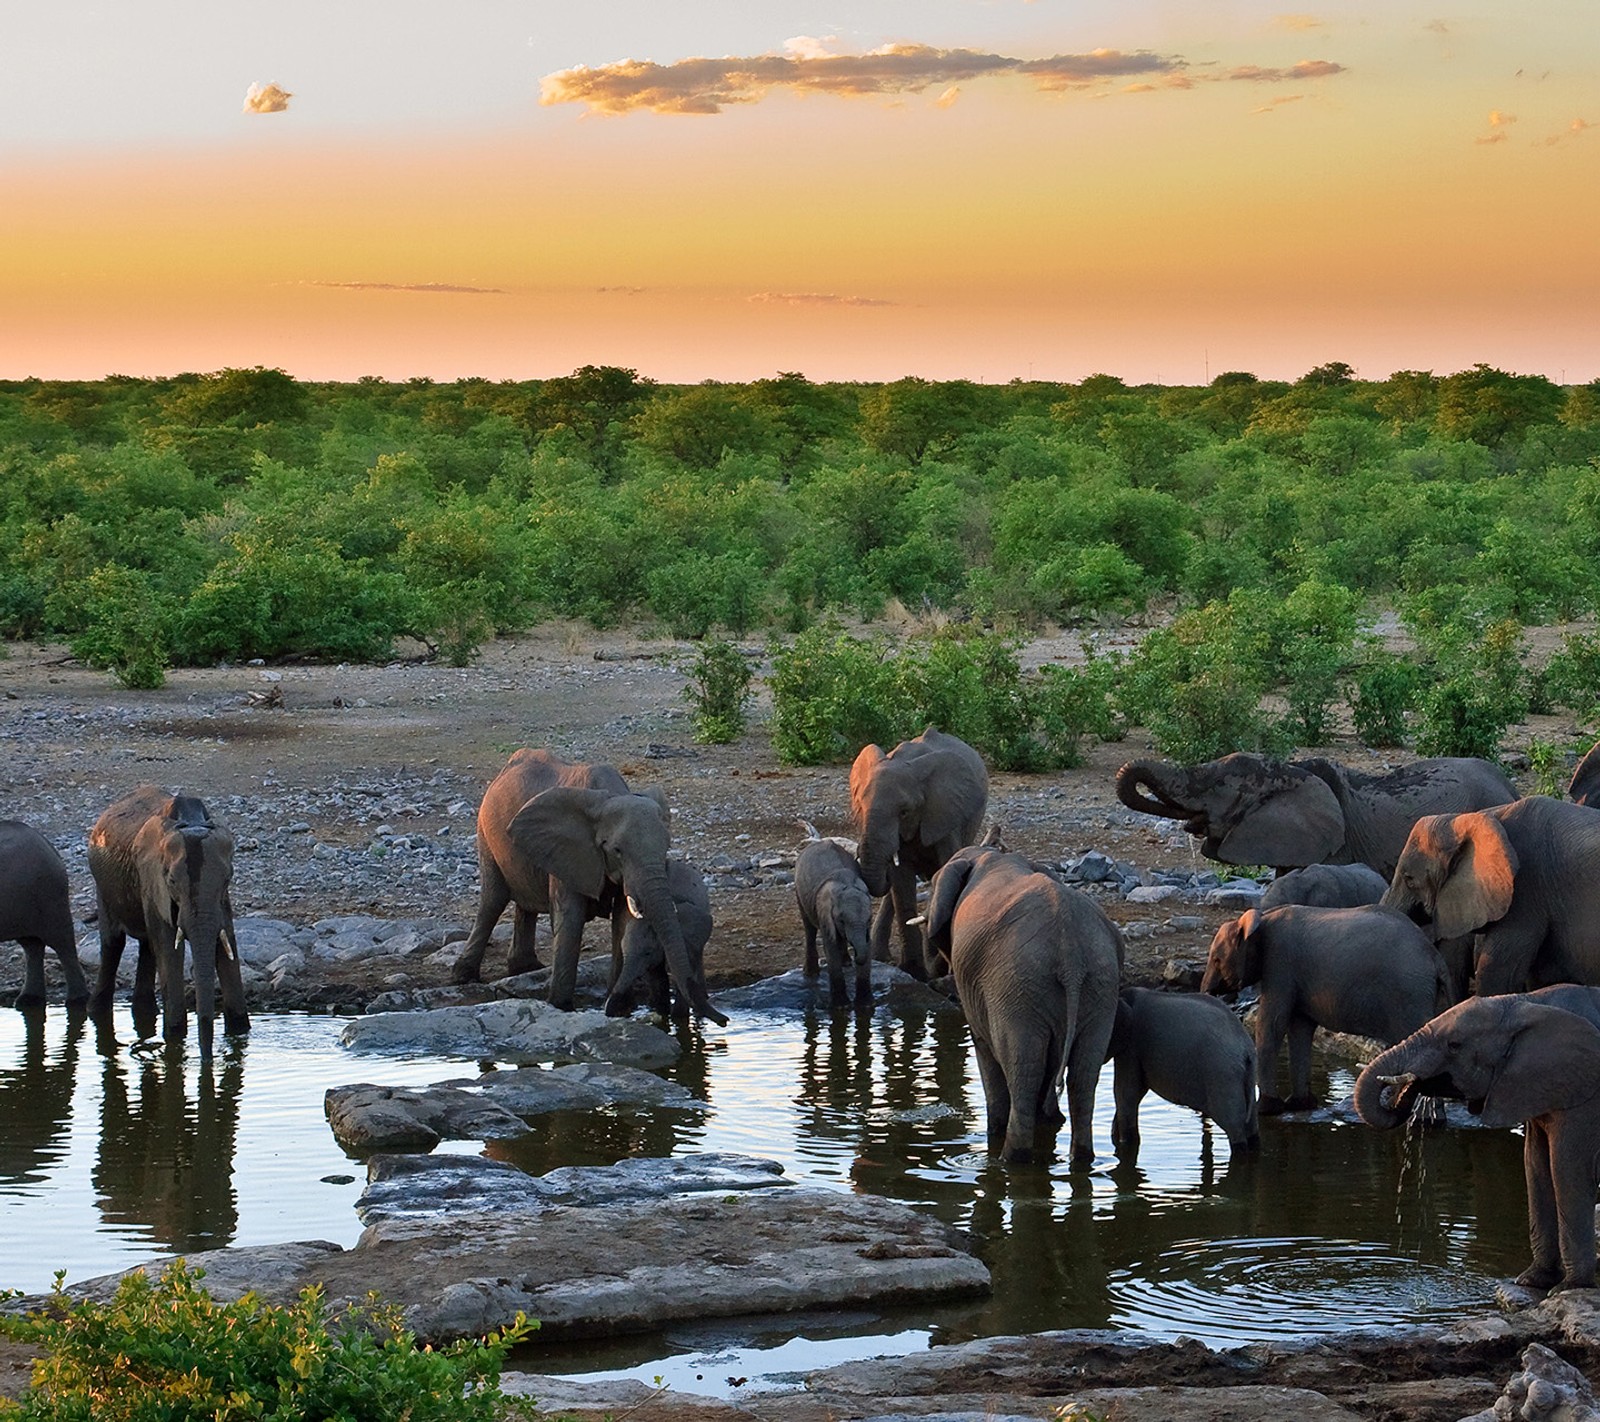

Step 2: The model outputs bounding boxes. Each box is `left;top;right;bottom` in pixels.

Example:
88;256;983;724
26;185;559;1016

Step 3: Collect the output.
324;1083;531;1153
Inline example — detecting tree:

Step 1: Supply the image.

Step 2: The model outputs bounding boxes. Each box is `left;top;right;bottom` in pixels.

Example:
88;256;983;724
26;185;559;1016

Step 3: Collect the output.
1297;361;1356;388
1434;364;1564;447
858;378;980;464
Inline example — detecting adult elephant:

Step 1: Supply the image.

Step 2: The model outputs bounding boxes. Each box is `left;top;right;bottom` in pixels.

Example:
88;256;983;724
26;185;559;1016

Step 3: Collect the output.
1568;740;1600;807
1116;752;1517;879
1354;994;1600;1291
923;845;1123;1166
87;787;246;1057
851;727;988;979
1383;797;1600;997
1;820;88;1010
456;749;726;1024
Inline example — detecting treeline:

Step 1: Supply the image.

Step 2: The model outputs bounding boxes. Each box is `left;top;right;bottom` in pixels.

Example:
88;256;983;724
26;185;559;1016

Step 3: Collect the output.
2;362;1599;759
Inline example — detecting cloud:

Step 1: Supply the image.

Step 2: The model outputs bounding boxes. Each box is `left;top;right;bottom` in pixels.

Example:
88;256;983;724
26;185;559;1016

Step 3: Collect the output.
1424;19;1451;36
542;44;1192;115
310;281;505;295
1475;108;1517;144
748;292;896;307
597;285;647;295
1543;116;1593;145
935;85;962;108
1252;94;1306;114
243;82;292;115
1227;58;1344;81
1274;14;1327;31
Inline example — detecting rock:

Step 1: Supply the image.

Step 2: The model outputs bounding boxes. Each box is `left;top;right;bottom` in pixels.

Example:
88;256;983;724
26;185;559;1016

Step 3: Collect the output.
1041;1387;1363;1421
1162;957;1205;990
1064;851;1118;884
324;1083;531;1153
1459;1341;1600;1421
716;965;957;1016
1206;882;1265;909
6;1242;346;1311
449;1061;706;1115
1126;885;1182;904
340;998;681;1069
499;1375;753;1415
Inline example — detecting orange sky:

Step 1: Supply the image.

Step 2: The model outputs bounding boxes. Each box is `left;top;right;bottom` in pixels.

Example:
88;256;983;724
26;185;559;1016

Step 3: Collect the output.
2;3;1595;384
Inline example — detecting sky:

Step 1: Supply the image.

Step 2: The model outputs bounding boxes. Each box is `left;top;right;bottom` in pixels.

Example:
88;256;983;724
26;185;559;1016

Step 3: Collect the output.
1;2;1596;386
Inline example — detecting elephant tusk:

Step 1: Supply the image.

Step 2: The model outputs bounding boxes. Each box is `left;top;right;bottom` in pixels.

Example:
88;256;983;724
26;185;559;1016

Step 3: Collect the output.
221;927;238;962
904;915;927;927
625;894;645;921
1376;1072;1418;1087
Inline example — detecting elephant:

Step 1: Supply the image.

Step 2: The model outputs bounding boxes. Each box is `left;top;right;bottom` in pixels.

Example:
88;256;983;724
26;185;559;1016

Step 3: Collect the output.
606;857;712;1020
1259;862;1388;910
1201;903;1449;1113
86;787;246;1057
851;727;988;979
456;750;726;1024
1568;739;1600;807
1106;986;1259;1162
0;820;88;1009
1115;752;1518;879
1354;994;1600;1291
794;837;874;1008
924;845;1123;1166
1383;797;1600;997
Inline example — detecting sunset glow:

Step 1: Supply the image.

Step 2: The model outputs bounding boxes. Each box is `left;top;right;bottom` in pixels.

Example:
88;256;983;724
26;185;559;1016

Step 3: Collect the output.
3;2;1595;384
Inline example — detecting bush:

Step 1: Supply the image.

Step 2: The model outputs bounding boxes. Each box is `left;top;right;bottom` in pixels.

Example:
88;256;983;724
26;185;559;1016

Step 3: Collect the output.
683;638;753;743
1351;652;1422;747
767;624;905;764
1537;631;1600;724
63;566;175;689
0;1259;536;1421
1410;617;1528;760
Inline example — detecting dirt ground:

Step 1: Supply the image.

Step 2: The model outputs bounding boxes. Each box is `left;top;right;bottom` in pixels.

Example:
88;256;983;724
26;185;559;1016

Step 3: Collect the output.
0;623;1575;1009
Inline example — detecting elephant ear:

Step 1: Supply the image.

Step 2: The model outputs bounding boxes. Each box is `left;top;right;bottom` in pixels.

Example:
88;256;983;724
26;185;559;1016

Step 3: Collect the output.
1481;1001;1600;1128
634;784;671;835
924;850;981;962
1215;771;1345;868
506;787;611;900
1434;812;1517;940
917;750;988;847
849;743;886;825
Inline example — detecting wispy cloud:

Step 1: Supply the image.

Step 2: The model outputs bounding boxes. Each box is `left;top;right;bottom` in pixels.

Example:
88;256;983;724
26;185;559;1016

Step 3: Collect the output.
540;40;1342;116
243;82;292;115
597;285;647;295
1274;14;1327;31
1475;108;1517;144
310;281;506;295
748;292;897;307
1543;116;1592;145
1252;94;1306;114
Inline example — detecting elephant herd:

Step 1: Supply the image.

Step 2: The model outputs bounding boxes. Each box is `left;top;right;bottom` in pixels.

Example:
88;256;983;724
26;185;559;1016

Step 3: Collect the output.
13;730;1600;1292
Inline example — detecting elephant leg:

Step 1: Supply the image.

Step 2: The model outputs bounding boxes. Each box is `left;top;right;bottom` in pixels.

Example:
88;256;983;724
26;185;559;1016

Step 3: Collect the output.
1065;1011;1113;1170
1253;996;1292;1115
55;938;89;1005
1548;1119;1598;1290
853;936;874;1011
822;927;850;1008
1111;1059;1146;1162
156;934;188;1047
89;906;126;1017
869;894;895;964
507;904;543;977
129;941;161;1041
546;887;589;1012
971;1039;1012;1157
802;919;820;978
454;856;513;984
1517;1120;1564;1289
888;863;927;979
1284;1014;1319;1112
16;937;48;1008
607;906;625;993
1474;923;1545;997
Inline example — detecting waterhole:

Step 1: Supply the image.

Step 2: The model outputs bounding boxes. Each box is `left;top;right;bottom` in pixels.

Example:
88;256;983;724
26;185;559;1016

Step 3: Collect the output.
0;1004;1530;1389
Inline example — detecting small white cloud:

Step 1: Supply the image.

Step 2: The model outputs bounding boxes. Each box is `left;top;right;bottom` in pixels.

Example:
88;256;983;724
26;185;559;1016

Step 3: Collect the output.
783;36;840;60
935;85;961;108
243;82;292;115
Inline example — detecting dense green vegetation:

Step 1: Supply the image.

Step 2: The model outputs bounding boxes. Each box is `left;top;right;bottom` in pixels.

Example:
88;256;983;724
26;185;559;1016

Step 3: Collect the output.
0;1261;535;1420
3;362;1598;762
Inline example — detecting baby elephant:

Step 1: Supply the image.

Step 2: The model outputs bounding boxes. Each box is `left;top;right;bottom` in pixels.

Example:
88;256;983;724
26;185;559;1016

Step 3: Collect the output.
1108;987;1259;1162
1260;863;1388;910
1202;904;1449;1115
795;838;874;1008
606;858;712;1020
0;820;89;1010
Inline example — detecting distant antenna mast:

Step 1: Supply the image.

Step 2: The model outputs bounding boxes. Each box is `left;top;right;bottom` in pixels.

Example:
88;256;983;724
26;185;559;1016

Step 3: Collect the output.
1204;348;1209;384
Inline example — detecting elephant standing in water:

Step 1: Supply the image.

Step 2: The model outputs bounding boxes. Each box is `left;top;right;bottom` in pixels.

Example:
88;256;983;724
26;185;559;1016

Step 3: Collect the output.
795;837;875;1009
851;728;988;979
1115;752;1517;879
0;820;88;1009
606;857;713;1021
924;846;1123;1166
457;749;725;1024
1384;797;1600;996
1356;994;1600;1291
87;788;246;1057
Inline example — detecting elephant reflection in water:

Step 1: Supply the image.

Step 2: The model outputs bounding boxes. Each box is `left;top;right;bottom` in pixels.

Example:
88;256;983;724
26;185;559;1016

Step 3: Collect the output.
0;1006;86;1188
93;1042;244;1251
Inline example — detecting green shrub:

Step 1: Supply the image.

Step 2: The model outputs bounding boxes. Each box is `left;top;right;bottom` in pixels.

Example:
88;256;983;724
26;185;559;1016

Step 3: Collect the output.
63;566;175;689
1351;652;1422;747
1410;616;1528;760
1537;631;1600;723
1278;579;1361;744
683;638;754;743
1413;675;1513;759
0;1259;536;1421
1528;738;1564;799
767;624;905;764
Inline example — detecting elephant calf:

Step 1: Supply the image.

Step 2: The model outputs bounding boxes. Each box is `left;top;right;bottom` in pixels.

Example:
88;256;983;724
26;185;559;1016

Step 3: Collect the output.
1260;863;1388;910
1202;904;1449;1115
607;857;712;1020
0;820;88;1010
1107;987;1258;1162
795;838;874;1008
1357;994;1600;1291
925;846;1123;1167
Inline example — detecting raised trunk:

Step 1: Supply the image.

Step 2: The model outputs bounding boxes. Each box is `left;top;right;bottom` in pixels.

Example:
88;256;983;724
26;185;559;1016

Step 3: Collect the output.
1353;1029;1447;1128
628;872;727;1027
1114;760;1191;819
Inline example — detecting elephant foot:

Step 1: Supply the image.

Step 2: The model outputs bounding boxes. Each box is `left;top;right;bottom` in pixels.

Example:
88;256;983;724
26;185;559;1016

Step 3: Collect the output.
87;988;117;1017
224;1011;250;1036
13;990;45;1010
506;955;544;976
1515;1263;1563;1291
897;958;928;983
1068;1144;1095;1172
1258;1094;1289;1116
449;962;483;986
1284;1094;1320;1113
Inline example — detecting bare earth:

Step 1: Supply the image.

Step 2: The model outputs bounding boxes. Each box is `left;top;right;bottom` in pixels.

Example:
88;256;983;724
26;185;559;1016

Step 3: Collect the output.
0;624;1568;1009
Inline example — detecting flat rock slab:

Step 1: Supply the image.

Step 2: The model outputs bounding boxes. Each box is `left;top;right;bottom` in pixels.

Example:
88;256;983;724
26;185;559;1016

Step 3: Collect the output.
340;997;680;1068
356;1151;787;1223
326;1062;704;1153
716;965;957;1016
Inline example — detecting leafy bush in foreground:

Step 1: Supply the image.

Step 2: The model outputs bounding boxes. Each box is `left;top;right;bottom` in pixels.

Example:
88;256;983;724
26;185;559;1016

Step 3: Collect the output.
0;1260;536;1422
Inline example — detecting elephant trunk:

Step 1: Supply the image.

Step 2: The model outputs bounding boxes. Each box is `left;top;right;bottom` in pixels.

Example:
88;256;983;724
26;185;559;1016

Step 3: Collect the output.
1115;760;1192;820
183;909;223;1059
856;803;899;898
1353;1027;1454;1129
626;871;727;1027
1380;881;1432;935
